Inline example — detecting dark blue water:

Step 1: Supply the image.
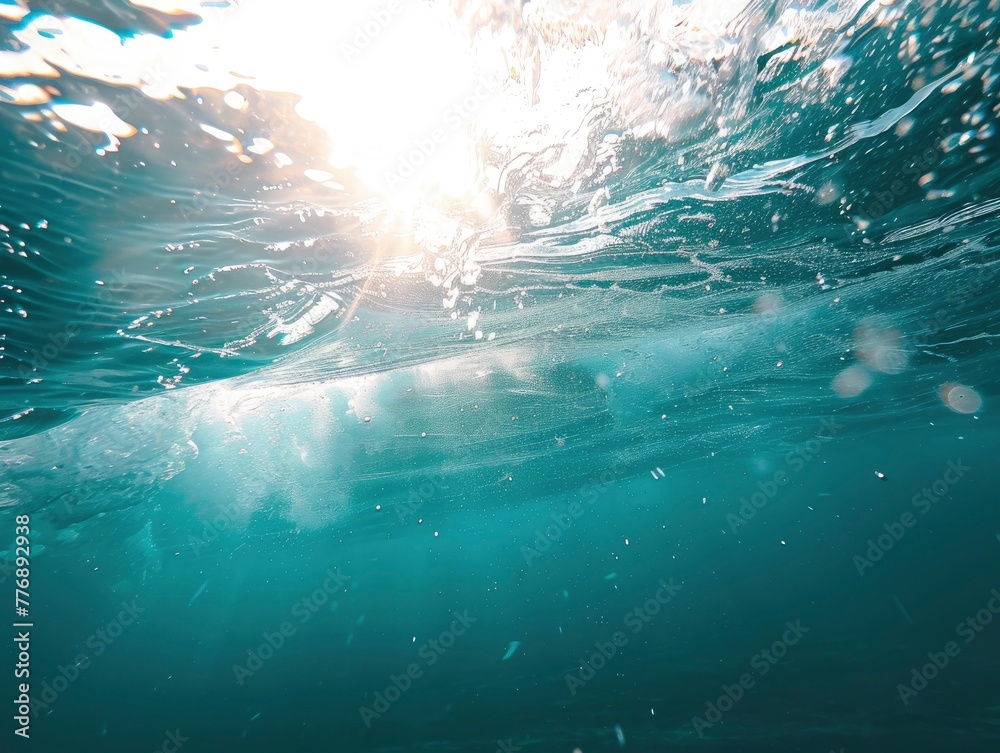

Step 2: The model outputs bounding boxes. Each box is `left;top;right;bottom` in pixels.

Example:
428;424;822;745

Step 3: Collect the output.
2;0;1000;751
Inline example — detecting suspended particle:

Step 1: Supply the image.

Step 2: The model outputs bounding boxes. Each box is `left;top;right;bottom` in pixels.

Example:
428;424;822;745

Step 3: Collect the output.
939;383;982;414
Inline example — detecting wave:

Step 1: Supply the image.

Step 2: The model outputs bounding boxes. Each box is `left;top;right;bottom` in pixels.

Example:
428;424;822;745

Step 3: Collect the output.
1;0;998;530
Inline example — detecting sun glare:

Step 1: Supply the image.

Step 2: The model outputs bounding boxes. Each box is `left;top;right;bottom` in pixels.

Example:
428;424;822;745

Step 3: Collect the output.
209;0;504;214
235;0;491;204
12;0;504;212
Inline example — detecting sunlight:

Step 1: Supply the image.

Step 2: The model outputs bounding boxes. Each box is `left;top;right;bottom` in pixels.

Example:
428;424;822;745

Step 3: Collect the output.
192;0;501;211
14;0;498;208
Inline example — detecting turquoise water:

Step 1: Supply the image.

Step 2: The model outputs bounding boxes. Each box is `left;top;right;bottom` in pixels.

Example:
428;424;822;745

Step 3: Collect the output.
2;0;1000;751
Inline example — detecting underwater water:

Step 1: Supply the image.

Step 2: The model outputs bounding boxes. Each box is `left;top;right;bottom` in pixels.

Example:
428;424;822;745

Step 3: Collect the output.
2;0;1000;750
